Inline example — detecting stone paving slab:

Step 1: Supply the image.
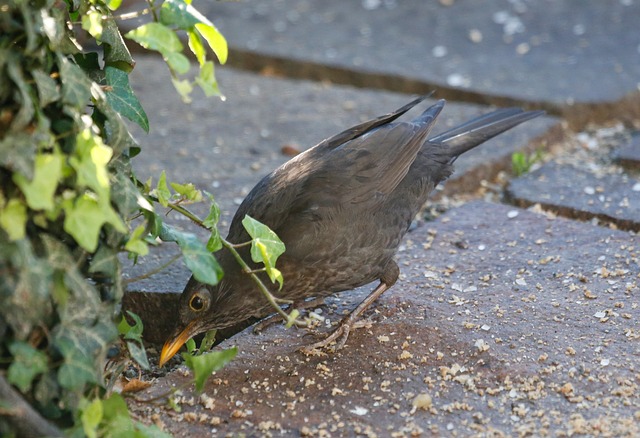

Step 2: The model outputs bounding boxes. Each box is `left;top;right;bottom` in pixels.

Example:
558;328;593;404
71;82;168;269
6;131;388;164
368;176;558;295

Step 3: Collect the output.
196;0;640;107
506;161;640;232
121;55;556;341
613;134;640;170
129;201;640;437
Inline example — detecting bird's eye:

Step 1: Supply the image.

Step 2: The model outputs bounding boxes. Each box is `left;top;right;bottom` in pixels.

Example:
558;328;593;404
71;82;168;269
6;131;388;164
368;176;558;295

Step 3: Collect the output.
189;294;205;311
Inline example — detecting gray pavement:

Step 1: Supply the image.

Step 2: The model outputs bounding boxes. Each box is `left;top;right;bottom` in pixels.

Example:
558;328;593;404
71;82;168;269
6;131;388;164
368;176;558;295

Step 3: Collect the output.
119;1;640;435
202;0;640;107
129;201;640;436
507;161;640;231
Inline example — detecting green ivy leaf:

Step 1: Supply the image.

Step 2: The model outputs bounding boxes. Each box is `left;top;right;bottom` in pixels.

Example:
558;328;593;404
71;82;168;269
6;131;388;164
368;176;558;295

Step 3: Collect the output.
206;228;222;252
195;22;228;64
165;51;190;75
59;56;93;107
160;0;229;65
126;341;150;370
106;0;123;10
171;77;194;103
125;225;149;256
160;0;200;29
134;421;173;438
7;341;49;392
242;215;286;288
70;128;113;197
0;132;37;178
194;61;221;97
117;313;133;336
256;241;283;289
105;66;149;133
110;159;145;217
153;170;171;207
170;181;202;202
185;338;196;354
3;240;54;339
187;30;205;66
56;338;99;390
88;244;119;277
81;9;104;39
94;98;142;157
81;398;103;438
0;198;27;241
12;149;64;211
182;347;237;392
125;22;183;57
203;194;220;228
6;62;35;131
32;69;60;107
159;222;223;286
119;311;144;342
63;193;126;253
99;393;144;436
98;10;135;70
200;329;217;353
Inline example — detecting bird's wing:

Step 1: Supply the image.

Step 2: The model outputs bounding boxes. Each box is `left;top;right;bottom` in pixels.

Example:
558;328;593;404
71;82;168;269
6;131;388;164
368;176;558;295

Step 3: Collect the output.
226;98;442;241
300;121;428;205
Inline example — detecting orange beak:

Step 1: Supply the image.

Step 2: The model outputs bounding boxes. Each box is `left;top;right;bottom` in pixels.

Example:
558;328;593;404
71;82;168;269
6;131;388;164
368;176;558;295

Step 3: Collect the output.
159;321;197;367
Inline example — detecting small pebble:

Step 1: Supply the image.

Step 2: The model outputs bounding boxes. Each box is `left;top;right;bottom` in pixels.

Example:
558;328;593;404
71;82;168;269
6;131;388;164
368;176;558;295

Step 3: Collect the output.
281;144;301;156
468;29;483;43
432;45;448;57
446;73;470;87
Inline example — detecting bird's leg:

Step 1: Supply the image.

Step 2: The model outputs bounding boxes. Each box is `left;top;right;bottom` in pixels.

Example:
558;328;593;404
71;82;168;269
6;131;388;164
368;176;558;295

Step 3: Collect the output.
301;260;399;353
253;296;326;333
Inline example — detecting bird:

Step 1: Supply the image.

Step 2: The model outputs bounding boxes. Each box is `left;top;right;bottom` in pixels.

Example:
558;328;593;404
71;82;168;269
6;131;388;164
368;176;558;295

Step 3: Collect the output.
159;96;543;366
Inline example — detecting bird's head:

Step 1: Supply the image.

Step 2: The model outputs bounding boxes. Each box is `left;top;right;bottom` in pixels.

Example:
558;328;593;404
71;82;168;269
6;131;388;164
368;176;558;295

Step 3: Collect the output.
159;281;216;367
158;268;260;367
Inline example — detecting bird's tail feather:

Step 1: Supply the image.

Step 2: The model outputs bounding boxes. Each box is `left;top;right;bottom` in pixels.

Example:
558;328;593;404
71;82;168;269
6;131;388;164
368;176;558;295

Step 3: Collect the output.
431;109;545;160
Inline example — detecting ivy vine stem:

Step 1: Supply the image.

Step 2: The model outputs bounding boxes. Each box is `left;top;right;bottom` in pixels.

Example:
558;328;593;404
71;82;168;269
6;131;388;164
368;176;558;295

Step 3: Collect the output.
166;201;308;328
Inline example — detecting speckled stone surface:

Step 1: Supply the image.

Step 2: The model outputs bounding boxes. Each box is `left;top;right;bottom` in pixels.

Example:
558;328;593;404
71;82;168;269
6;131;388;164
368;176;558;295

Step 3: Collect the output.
129;201;640;437
506;161;640;231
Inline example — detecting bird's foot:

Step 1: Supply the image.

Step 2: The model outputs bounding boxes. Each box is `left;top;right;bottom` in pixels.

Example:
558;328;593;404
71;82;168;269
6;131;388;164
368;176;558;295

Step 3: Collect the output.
300;318;371;354
253;297;326;334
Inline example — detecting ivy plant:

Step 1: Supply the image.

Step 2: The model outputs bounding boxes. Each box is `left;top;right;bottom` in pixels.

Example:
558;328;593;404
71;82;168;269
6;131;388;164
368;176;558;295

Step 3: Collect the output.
0;0;235;435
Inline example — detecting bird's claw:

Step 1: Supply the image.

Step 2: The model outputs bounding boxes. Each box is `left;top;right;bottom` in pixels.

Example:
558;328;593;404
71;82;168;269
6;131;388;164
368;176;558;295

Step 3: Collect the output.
299;318;372;354
300;324;348;355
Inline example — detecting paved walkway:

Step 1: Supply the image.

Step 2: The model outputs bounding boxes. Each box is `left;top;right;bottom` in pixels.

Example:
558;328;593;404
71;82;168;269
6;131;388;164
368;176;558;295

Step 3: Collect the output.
121;1;640;435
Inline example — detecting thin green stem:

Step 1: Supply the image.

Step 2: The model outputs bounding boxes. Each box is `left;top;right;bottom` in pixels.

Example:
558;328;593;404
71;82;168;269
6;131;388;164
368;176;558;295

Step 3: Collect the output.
122;253;182;285
228;241;252;248
222;238;290;320
145;0;159;22
164;200;307;327
166;201;208;230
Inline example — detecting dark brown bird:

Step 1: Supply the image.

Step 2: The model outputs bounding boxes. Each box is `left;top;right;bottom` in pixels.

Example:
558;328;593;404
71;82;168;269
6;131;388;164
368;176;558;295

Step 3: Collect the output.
159;97;543;366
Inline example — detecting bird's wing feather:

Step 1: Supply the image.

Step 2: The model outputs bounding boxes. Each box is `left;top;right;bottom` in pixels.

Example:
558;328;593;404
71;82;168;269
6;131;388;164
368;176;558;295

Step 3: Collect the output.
227;98;442;241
